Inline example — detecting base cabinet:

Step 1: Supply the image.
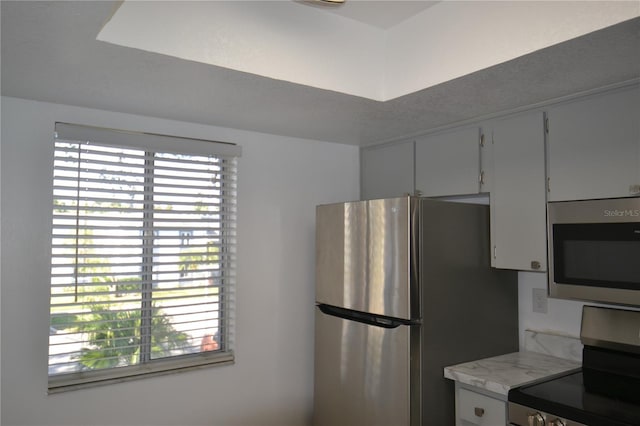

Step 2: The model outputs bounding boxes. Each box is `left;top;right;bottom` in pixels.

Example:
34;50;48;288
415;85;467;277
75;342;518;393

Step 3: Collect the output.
456;384;507;426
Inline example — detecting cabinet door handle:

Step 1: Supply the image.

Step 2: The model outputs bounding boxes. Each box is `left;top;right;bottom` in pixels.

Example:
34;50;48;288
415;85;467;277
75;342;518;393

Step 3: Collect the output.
474;407;485;417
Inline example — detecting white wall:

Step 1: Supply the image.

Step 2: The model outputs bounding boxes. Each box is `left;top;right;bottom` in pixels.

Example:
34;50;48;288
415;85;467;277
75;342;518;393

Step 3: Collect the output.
518;272;586;346
0;96;360;426
518;272;640;349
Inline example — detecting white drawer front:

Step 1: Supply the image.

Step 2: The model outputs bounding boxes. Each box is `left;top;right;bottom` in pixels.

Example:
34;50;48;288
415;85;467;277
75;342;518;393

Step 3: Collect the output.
459;388;506;426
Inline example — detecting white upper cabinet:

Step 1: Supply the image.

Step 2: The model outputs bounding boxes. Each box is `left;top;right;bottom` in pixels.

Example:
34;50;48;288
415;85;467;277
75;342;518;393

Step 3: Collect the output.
490;111;547;271
415;127;485;197
360;85;637;271
546;85;640;201
361;140;414;200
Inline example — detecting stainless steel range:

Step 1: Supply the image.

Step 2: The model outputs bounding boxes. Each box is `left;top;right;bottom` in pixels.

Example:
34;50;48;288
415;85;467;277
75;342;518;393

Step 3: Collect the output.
508;306;640;426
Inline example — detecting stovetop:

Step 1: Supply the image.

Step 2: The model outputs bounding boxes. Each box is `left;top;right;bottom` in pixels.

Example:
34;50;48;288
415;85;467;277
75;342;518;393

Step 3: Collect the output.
509;368;640;426
509;306;640;426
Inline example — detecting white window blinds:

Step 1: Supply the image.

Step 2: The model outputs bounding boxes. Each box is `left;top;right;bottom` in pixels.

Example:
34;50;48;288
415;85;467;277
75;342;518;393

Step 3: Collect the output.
48;123;240;391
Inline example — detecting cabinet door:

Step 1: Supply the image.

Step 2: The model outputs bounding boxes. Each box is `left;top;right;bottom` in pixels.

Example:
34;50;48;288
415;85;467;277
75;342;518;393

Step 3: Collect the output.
457;388;506;426
546;85;640;201
491;111;547;271
415;127;482;197
361;140;414;200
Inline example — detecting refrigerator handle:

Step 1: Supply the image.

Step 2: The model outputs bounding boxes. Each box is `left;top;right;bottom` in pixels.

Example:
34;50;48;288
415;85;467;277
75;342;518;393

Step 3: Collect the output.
318;304;419;329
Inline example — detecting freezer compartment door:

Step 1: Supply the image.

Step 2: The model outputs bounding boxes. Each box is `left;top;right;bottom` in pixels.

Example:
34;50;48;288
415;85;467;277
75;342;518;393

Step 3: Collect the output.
313;307;417;426
315;197;415;320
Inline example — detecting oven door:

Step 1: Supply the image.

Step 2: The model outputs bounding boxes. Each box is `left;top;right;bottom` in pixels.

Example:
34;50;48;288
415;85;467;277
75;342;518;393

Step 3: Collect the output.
547;198;640;306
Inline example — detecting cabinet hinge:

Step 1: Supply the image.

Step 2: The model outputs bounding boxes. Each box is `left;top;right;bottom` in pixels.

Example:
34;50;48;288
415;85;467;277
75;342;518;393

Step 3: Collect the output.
493;246;497;259
547;177;551;193
480;133;485;147
479;170;485;185
545;118;549;134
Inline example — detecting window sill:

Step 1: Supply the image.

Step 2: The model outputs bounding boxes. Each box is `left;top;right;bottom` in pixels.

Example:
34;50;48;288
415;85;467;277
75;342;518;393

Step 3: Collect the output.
48;351;234;394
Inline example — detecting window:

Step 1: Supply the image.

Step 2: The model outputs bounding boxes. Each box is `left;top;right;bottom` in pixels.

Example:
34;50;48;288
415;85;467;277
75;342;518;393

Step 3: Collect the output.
48;123;240;391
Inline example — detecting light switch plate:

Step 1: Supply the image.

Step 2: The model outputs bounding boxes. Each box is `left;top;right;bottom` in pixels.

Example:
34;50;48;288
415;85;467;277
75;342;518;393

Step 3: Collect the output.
532;288;548;314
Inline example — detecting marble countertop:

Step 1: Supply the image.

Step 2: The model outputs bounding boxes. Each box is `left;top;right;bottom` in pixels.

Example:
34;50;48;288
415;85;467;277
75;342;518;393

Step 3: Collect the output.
444;351;580;396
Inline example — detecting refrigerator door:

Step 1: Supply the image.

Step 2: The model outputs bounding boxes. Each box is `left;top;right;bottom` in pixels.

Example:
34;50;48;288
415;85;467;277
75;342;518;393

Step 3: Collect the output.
313;307;418;426
316;197;416;320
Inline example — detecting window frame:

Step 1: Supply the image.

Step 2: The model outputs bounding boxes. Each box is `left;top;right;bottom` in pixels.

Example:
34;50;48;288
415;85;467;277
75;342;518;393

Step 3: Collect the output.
47;123;240;392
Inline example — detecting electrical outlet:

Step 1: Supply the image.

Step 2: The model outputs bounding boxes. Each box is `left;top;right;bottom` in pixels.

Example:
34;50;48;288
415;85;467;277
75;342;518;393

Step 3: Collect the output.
532;288;548;314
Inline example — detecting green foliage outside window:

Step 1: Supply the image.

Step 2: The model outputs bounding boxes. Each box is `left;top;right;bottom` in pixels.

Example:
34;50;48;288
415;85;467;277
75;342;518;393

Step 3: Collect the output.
77;305;189;370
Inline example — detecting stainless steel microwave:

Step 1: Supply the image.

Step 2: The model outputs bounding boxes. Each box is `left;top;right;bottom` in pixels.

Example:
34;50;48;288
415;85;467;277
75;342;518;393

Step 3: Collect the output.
547;197;640;306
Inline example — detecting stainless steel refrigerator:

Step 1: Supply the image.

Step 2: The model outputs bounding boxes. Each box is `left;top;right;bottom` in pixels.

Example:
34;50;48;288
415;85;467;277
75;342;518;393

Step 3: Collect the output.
313;196;518;426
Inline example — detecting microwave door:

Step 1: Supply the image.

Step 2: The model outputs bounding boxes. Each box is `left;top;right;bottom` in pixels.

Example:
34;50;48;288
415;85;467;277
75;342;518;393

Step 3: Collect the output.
552;223;640;289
